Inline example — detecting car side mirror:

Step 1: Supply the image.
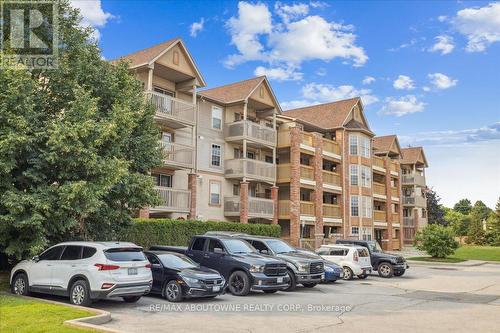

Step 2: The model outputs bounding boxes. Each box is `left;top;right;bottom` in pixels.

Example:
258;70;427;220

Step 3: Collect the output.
32;255;40;263
214;248;225;255
152;263;162;269
260;250;269;254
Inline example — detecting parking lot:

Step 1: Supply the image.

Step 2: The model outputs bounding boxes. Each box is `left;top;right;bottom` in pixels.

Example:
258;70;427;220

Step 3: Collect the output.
85;263;500;333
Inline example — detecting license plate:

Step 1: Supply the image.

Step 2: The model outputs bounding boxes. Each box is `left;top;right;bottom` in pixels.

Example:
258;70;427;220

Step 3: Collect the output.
128;268;138;275
321;274;325;279
212;286;220;292
277;277;283;283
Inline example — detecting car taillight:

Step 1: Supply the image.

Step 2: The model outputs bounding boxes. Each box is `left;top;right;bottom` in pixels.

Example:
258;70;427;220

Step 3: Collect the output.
145;263;152;269
94;263;120;271
353;252;359;262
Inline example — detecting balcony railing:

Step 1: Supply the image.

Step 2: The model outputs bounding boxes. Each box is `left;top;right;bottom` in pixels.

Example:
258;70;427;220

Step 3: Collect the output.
403;194;426;207
278;200;290;218
323;204;341;218
300;165;314;181
302;132;313;146
224;158;276;182
224;196;274;219
390;161;399;173
300;201;314;216
372;156;385;169
373;182;387;196
152;186;190;213
392;212;400;223
322;170;341;187
277;164;291;183
403;217;415;226
322;138;341;156
390;187;399;198
374;210;387;222
159;141;194;169
402;172;425;186
146;91;195;126
225;120;276;146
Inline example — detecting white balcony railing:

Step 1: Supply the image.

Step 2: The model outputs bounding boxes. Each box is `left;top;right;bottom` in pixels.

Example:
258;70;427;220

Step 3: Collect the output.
152;186;190;213
146;91;195;126
225;120;276;146
403;194;427;207
402;173;425;186
224;159;276;182
224;196;274;219
159;141;194;169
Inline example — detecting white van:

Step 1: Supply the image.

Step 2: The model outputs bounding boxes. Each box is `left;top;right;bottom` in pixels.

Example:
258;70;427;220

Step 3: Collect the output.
316;244;372;280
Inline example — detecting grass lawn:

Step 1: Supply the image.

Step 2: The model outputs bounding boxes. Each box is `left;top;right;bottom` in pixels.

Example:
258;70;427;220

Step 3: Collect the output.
408;246;500;263
0;294;96;333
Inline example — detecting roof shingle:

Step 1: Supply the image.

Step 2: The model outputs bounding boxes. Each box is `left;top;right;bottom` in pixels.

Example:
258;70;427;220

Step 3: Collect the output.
112;38;179;68
401;147;428;166
373;135;397;153
199;76;265;104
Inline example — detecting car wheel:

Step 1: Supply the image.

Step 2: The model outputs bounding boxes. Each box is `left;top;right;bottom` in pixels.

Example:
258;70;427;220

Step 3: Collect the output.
302;283;317;288
342;267;353;280
378;263;394;278
164;280;183;302
228;271;251;296
394;270;405;277
11;273;30;296
284;269;297;291
70;280;92;307
123;296;142;303
357;274;368;279
263;290;278;294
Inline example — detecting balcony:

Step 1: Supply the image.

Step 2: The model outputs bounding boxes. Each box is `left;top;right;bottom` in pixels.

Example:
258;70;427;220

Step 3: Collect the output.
277;200;315;218
322;138;341;157
225;120;276;147
323;204;341;218
373;182;387;197
403;217;415;226
403;194;426;207
224;158;276;183
159;141;194;169
302;132;313;146
300;165;314;181
390;187;399;198
402;172;426;187
151;186;190;213
146;91;195;128
224;196;274;219
392;212;400;223
322;170;341;188
372;156;386;171
374;210;387;222
390;161;399;174
300;201;314;216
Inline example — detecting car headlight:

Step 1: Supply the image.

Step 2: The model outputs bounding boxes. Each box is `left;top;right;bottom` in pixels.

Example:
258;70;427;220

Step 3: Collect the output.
296;263;308;273
249;265;264;273
324;266;334;272
181;276;200;286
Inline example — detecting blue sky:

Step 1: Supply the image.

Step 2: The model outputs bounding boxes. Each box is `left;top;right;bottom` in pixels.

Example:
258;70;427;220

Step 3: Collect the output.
72;0;500;208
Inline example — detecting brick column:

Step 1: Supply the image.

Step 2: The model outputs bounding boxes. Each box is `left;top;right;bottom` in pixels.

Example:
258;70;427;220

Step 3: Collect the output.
271;186;279;225
289;127;302;247
240;181;249;224
384;158;393;251
138;208;149;219
312;133;324;249
397;162;404;250
188;173;197;220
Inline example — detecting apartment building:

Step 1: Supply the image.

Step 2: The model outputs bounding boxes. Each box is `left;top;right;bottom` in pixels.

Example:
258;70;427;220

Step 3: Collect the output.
400;147;429;244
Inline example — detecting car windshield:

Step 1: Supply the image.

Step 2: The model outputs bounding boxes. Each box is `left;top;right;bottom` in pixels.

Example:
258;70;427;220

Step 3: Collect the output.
221;239;255;254
266;239;295;254
158;253;198;269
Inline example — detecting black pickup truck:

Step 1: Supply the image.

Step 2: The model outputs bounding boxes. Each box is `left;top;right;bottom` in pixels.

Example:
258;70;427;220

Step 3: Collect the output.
150;234;290;296
336;240;408;278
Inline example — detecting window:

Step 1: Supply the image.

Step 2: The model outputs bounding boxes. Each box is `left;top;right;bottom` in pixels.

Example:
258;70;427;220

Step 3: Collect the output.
350;165;359;185
265;155;273;163
61;246;82;260
161;132;173;143
234;113;241;121
82;247;97;259
104;248;146;262
152;174;172;188
191;238;205;251
208;239;225;253
331;249;348;256
173;50;180;65
361;166;372;188
212;106;223;130
209;181;221;205
361;137;371;158
361;196;372;218
39;246;64;261
251;241;269;254
349;135;358;155
361;227;372;241
246;151;255;159
351;196;359;216
351;226;359;235
211;144;221;167
146;254;161;265
233;184;240;196
153;87;175;97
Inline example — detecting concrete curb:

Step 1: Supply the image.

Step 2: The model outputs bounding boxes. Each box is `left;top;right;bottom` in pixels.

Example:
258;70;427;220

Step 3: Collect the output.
1;292;125;333
406;259;487;267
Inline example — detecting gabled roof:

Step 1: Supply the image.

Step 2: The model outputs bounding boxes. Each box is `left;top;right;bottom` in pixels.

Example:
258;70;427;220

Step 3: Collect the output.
199;76;264;104
373;135;402;156
112;37;206;87
401;147;429;167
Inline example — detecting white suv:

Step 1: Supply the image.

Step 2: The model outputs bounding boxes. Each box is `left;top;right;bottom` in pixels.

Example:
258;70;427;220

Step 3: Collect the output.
316;244;372;280
10;241;152;306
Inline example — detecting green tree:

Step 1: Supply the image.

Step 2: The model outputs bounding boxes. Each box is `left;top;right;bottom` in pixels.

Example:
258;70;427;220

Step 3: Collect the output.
485;198;500;246
425;188;446;225
415;224;459;258
0;1;161;260
444;210;471;237
470;201;492;222
453;199;472;215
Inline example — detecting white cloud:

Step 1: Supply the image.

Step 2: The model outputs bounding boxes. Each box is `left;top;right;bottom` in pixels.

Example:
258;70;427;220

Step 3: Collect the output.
254;65;303;81
280;99;316;110
453;2;500;52
225;1;367;72
429;35;455;55
316;67;327;76
437;15;448;22
428;73;458;90
378;95;425;116
70;0;113;39
190;18;205;37
310;1;329;9
393;75;415;90
362;76;375;85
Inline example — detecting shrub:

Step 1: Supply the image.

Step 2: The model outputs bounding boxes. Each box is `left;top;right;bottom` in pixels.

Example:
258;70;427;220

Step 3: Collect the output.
119;219;281;248
415;224;459;258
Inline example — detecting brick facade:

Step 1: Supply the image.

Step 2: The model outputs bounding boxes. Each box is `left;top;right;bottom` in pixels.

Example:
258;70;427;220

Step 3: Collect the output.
271;186;279;225
239;181;249;224
289;127;302;247
312;133;324;249
383;158;394;251
188;173;197;220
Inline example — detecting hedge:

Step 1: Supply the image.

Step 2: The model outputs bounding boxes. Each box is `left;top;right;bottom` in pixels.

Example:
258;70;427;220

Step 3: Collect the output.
120;218;281;249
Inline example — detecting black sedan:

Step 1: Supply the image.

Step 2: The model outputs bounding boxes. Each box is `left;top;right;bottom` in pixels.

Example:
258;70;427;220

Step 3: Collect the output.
144;250;225;302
